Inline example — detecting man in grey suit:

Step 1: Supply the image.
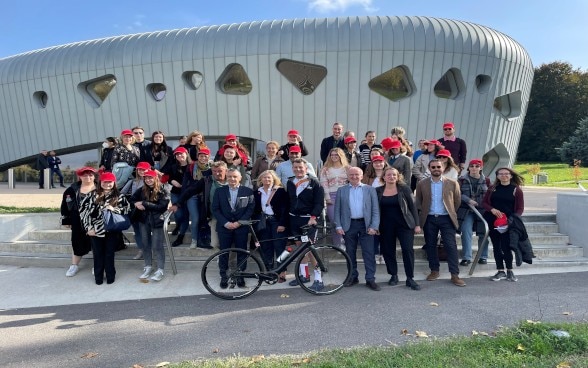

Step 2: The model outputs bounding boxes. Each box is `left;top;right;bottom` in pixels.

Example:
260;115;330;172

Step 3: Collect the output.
334;167;381;291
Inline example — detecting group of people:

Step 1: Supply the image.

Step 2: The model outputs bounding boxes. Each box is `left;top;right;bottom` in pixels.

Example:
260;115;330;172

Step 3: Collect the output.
59;121;528;289
36;150;66;189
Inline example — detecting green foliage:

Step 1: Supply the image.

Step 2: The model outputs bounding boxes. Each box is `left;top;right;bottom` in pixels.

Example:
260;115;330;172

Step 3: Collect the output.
513;162;588;187
170;321;588;368
0;206;59;213
518;62;588;161
558;117;588;166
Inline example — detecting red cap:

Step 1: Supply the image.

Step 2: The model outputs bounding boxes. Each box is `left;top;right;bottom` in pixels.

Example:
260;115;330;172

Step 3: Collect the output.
388;140;402;149
136;162;151;170
160;174;169;183
427;139;442;146
443;122;455;129
143;169;157;178
198;148;211;156
494;216;508;228
344;136;357;144
99;172;116;182
75;166;97;176
436;149;451;158
287;129;299;136
173;147;188;155
469;158;483;167
289;145;302;153
381;137;394;151
371;155;385;162
222;144;235;150
121;129;133;136
225;134;237;141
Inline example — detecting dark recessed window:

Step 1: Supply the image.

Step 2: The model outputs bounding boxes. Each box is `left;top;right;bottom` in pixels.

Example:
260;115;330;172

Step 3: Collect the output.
434;68;465;100
33;91;48;108
276;59;327;95
217;64;252;95
77;75;117;108
493;90;522;119
475;74;492;94
148;83;167;101
368;66;414;101
182;71;203;90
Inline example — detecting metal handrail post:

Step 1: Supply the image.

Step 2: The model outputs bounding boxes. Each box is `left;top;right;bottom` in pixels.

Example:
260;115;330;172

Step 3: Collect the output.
468;204;489;276
162;210;178;275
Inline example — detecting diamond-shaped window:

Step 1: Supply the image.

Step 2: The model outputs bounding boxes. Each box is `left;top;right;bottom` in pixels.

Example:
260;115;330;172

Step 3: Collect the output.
182;71;203;90
368;66;414;101
276;59;327;95
217;64;252;95
434;68;465;100
493;90;522;119
77;75;117;108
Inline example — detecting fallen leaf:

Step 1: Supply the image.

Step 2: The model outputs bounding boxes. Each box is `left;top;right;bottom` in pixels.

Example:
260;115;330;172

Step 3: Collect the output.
516;344;525;351
156;363;170;367
132;365;144;368
81;352;98;359
429;302;439;307
404;353;413;359
562;311;572;316
556;362;572;368
479;332;489;336
401;329;409;335
471;330;479;335
251;355;265;362
140;279;149;283
280;294;290;298
526;320;541;324
212;348;219;353
415;330;429;338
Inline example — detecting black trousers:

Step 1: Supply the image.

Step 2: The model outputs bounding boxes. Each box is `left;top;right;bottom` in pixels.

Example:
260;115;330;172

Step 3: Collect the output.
380;224;415;279
423;215;460;275
91;232;119;283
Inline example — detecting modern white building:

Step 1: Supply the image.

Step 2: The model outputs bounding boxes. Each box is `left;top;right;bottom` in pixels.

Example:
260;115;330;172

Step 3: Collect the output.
0;16;533;172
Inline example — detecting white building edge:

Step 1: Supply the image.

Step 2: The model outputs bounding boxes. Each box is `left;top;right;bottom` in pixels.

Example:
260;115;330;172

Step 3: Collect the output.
0;15;533;173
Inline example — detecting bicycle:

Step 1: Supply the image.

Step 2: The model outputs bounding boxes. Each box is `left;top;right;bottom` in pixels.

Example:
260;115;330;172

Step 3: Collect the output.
200;220;352;300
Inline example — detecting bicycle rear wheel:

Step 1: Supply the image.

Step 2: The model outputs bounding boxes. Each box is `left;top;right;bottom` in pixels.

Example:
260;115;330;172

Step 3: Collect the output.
201;248;265;300
295;245;351;295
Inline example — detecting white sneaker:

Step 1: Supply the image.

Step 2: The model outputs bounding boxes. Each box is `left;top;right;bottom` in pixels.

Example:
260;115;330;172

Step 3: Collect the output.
150;269;164;281
65;264;79;277
189;240;197;249
133;250;143;260
139;266;152;279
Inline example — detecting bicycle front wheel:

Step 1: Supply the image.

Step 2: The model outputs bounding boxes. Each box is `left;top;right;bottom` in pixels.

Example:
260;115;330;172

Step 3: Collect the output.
201;248;265;300
295;245;351;295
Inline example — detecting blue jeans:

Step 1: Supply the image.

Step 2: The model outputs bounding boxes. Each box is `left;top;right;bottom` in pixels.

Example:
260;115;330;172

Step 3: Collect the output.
170;193;189;235
50;168;64;186
140;223;165;270
459;212;488;261
132;222;146;251
257;216;287;270
186;196;200;242
423;215;460;275
344;219;377;282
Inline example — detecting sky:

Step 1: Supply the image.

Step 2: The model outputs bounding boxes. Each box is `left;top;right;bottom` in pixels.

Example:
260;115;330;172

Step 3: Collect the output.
0;0;587;70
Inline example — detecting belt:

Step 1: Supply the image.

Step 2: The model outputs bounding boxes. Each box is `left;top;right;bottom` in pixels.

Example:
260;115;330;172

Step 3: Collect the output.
289;213;311;217
351;218;364;221
428;214;449;217
263;214;275;219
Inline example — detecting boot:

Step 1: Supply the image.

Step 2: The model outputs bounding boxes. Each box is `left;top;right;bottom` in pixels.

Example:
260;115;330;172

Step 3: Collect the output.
171;234;184;247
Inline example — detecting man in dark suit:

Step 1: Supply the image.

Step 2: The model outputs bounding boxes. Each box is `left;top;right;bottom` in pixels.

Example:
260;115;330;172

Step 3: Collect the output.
415;159;465;287
334;167;381;291
211;168;255;288
320;122;345;163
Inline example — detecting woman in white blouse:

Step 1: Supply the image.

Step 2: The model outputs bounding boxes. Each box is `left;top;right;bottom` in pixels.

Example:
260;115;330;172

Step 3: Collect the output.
320;148;349;247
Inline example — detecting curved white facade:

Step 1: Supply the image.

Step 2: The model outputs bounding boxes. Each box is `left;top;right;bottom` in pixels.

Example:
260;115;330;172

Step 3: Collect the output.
0;16;533;171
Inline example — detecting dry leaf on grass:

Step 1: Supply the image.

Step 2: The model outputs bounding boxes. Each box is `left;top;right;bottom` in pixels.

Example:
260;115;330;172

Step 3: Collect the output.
472;330;479;335
212;348;219;353
479;331;489;336
280;294;290;298
292;358;311;365
132;365;144;368
516;344;525;351
429;302;439;307
526;319;541;324
80;352;98;359
562;311;572;316
415;331;429;338
401;329;409;335
156;362;170;367
251;355;265;362
556;362;572;368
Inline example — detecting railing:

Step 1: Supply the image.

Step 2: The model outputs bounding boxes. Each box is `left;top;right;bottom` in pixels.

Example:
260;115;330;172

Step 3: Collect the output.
161;210;178;275
467;203;490;276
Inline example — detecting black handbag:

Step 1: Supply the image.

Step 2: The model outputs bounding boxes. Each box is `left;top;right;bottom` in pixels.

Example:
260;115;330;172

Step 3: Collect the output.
257;214;267;231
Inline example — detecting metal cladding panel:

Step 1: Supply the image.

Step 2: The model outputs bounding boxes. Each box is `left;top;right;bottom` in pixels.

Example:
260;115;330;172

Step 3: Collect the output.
0;15;533;169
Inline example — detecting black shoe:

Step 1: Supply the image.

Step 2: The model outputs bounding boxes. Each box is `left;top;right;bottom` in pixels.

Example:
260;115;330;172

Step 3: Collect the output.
237;277;246;288
478;258;488;265
60;184;66;188
51;186;56;189
171;228;179;236
197;244;214;250
171;234;184;247
289;276;310;286
107;279;115;284
365;280;381;291
344;277;359;287
220;278;228;289
95;279;103;285
406;278;421;290
459;259;471;266
388;275;399;286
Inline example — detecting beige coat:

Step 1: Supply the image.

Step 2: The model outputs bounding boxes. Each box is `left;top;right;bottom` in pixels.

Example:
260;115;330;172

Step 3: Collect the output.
415;177;461;229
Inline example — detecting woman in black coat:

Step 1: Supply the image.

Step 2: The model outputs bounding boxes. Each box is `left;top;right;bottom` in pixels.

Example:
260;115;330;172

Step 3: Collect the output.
253;170;289;281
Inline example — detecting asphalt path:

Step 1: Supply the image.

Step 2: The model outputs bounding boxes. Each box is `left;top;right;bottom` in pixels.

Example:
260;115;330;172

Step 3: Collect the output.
1;272;587;368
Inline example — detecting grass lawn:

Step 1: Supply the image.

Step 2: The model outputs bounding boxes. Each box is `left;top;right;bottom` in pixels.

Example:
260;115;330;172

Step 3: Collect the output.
0;205;59;214
513;162;588;188
170;321;588;367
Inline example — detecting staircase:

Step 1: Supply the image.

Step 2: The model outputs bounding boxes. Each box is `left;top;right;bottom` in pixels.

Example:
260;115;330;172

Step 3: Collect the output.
0;213;587;274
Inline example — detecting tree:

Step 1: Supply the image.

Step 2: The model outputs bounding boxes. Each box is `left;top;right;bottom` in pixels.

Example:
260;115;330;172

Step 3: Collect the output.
558;117;588;166
518;62;588;161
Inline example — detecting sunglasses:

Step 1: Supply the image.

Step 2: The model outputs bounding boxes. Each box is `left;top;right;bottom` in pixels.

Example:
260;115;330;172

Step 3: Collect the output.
133;131;144;135
443;128;453;131
430;166;442;169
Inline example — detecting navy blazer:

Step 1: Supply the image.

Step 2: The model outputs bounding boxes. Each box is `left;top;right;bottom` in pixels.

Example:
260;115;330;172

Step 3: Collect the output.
211;185;255;232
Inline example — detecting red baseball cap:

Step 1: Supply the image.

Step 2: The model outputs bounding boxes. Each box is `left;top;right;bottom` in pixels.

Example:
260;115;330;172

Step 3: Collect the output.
143;169;157;178
225;134;237;141
443;122;455;129
436;149;451;158
344;136;357;144
469;158;483;167
75;166;97;177
388;140;402;149
198;148;211;156
287;129;299;136
99;172;116;182
371;155;385;162
173;147;188;155
427;139;442;146
222;144;235;150
136;162;151;170
289;145;302;153
120;129;133;136
380;137;394;151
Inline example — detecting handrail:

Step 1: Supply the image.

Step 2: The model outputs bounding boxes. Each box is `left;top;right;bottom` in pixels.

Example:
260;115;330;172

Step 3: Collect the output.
161;210;178;275
468;203;489;276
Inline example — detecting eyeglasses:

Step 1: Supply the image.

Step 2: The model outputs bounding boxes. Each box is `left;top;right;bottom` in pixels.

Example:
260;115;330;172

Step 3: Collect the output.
430;166;442;169
469;164;481;168
133;131;144;135
443;128;453;131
